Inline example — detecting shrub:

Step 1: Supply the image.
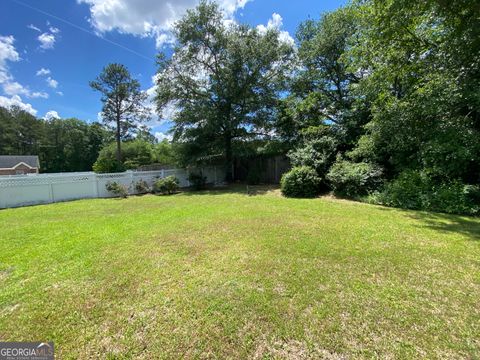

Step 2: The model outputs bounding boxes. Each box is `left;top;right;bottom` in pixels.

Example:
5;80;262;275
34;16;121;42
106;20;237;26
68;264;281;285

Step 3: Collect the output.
376;170;426;210
188;172;207;190
134;179;150;194
288;136;337;178
93;157;125;173
429;182;479;215
93;140;155;173
377;171;480;215
327;159;383;198
281;166;321;198
105;181;129;198
153;176;179;195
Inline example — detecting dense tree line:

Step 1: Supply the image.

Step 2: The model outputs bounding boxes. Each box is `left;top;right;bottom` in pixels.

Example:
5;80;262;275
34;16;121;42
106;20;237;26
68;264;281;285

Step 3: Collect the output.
155;0;480;214
279;0;480;214
0;106;109;172
0;105;175;173
1;0;478;214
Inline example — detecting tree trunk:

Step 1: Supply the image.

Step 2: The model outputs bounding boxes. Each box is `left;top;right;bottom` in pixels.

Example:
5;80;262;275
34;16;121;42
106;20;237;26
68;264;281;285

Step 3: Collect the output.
225;134;233;182
115;117;122;165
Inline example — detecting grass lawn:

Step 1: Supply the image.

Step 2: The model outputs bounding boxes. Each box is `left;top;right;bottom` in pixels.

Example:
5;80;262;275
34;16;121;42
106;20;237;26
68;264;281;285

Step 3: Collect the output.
0;186;479;359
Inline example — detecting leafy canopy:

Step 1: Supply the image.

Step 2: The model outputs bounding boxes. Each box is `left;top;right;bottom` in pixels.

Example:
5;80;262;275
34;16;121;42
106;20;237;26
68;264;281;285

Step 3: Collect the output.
155;0;295;180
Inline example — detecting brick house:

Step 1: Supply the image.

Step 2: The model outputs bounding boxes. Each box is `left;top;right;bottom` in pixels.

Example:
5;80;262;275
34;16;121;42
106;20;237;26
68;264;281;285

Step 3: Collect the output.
0;156;40;175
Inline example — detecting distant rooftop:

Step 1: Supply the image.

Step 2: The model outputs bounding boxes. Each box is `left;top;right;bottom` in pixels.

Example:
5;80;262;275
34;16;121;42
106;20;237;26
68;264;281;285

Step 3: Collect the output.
0;155;40;169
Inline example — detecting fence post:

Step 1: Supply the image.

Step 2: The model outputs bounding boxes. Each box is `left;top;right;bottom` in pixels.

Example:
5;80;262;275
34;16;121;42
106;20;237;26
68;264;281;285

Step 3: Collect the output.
49;178;55;203
161;169;165;178
0;187;5;208
214;166;217;185
93;173;99;198
129;171;134;195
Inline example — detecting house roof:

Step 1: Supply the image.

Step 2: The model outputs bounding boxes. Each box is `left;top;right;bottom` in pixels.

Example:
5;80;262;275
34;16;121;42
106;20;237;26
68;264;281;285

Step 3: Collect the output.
0;155;39;169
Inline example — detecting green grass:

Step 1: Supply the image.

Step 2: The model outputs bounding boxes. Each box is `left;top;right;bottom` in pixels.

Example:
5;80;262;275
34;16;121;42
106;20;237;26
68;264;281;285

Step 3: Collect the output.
1;186;479;359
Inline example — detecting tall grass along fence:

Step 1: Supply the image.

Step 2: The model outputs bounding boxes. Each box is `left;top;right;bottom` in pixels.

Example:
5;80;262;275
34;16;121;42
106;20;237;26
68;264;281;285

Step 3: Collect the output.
0;167;224;209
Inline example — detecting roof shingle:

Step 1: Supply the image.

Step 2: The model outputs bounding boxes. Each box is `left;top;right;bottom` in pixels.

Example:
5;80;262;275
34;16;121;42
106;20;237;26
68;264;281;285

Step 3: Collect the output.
0;156;39;169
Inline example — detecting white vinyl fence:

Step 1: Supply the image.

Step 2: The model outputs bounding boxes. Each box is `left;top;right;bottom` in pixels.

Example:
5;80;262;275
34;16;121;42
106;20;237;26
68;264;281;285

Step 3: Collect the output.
0;166;224;209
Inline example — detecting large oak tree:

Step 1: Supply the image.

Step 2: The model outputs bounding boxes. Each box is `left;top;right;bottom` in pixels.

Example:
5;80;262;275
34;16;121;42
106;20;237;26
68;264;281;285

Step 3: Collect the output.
155;1;294;181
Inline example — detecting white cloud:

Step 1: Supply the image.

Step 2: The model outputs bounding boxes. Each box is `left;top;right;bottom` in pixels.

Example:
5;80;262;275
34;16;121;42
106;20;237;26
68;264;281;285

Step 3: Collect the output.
46;77;58;89
0;35;20;69
3;81;27;96
36;68;51;76
27;24;41;32
29;23;60;49
30;91;49;99
38;33;56;49
0;95;37;115
3;80;48;99
0;36;49;100
43;110;60;120
78;0;251;49
256;13;294;46
154;131;172;142
56;91;64;96
155;33;176;49
36;68;59;90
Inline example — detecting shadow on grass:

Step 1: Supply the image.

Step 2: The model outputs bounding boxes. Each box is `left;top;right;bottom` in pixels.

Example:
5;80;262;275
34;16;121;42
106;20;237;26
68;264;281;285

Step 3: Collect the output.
324;195;480;241
407;212;480;241
179;184;279;197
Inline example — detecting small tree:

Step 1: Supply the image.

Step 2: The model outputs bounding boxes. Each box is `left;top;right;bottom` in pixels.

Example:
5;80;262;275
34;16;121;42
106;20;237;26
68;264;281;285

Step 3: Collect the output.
90;63;149;166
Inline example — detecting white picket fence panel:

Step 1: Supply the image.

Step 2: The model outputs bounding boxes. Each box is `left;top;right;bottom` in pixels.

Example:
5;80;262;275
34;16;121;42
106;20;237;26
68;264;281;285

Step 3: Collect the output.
0;166;224;209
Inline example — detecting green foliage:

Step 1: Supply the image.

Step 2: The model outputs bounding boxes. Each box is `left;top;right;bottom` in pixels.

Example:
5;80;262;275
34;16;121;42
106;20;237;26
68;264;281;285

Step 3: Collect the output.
134;179;150;194
188;171;207;190
289;7;368;145
90;63;149;164
288;130;337;179
154;139;176;166
346;0;480;184
105;181;129;198
376;171;479;215
155;0;295;180
280;166;321;198
0;106;109;173
285;0;480;215
153;176;180;195
327;159;383;198
93;140;155;173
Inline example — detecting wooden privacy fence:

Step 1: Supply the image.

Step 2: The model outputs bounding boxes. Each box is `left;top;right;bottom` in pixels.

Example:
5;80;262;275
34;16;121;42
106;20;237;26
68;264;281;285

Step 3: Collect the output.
0;166;224;209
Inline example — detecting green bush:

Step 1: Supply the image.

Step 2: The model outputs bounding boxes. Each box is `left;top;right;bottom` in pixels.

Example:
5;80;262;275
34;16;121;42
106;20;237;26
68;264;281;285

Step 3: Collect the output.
153;176;180;195
327;159;383;198
378;171;479;215
188;171;207;190
105;181;129;198
134;179;150;194
288;136;337;178
93;140;155;173
281;166;321;198
376;170;426;210
430;182;479;215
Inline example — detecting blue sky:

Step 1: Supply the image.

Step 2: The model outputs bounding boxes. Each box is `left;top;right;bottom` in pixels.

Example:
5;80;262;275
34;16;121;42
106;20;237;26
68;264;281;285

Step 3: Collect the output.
1;0;345;139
